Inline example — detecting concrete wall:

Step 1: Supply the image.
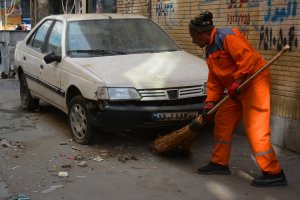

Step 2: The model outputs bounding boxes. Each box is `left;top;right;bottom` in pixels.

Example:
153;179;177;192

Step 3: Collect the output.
271;115;300;153
117;0;300;153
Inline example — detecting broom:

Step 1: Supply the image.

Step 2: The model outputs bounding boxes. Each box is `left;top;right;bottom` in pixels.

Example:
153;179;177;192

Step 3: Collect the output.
152;45;290;155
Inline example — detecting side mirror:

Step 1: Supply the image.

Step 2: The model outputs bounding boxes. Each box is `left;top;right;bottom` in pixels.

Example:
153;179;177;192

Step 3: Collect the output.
44;52;62;64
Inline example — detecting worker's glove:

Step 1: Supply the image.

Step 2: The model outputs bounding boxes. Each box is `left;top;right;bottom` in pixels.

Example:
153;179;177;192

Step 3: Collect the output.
228;76;246;99
201;102;216;122
228;82;240;99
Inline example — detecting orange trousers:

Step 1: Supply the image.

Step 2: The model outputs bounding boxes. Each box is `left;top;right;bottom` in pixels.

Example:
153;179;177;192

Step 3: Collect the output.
211;72;282;174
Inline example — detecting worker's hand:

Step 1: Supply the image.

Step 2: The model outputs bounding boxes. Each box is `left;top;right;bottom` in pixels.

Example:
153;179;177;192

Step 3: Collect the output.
228;82;240;99
201;102;216;122
203;102;214;114
228;76;246;99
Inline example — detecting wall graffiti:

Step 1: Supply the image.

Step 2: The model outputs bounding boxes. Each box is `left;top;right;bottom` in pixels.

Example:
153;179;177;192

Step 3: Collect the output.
264;0;297;22
246;0;262;8
226;5;251;38
239;27;250;39
226;13;251;38
227;13;250;25
260;0;298;51
227;0;248;8
259;25;298;51
227;0;261;8
155;0;188;29
150;0;299;52
156;1;175;17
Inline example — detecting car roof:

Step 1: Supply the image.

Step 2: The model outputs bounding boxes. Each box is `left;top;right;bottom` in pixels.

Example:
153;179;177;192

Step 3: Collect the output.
45;13;148;22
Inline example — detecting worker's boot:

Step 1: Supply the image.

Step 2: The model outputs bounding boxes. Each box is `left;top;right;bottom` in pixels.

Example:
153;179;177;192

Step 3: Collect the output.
197;161;231;175
251;170;287;187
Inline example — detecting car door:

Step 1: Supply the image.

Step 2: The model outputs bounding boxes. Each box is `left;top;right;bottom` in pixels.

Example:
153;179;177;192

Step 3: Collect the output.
39;20;65;109
22;20;54;96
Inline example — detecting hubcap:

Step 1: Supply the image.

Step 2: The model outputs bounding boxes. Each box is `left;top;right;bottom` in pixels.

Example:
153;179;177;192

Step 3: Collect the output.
70;104;87;140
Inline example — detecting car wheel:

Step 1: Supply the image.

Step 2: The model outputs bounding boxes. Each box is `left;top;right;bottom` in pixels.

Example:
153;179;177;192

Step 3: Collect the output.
68;95;94;145
20;73;39;111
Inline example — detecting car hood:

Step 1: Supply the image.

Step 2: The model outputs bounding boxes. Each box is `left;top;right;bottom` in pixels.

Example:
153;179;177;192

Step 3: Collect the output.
71;51;208;89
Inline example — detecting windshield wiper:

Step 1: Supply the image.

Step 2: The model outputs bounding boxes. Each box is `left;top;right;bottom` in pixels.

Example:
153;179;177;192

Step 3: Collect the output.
142;49;179;53
67;49;126;55
158;49;179;52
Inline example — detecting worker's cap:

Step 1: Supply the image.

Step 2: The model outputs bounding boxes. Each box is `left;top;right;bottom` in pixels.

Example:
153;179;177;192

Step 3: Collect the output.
189;11;214;32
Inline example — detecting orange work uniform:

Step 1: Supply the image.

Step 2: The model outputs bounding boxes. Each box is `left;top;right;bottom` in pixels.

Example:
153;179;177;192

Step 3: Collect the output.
205;27;281;174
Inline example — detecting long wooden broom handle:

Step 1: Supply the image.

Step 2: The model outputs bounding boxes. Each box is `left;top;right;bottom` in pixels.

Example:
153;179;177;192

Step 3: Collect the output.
206;44;290;115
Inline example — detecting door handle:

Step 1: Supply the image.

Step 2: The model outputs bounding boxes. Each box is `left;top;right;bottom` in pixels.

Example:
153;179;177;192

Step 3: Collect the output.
40;65;43;69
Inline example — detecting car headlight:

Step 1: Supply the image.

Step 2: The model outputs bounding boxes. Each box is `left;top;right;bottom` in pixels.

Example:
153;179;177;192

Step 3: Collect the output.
96;87;141;101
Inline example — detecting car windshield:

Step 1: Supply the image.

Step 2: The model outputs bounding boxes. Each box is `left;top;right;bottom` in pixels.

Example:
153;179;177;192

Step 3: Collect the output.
66;19;181;57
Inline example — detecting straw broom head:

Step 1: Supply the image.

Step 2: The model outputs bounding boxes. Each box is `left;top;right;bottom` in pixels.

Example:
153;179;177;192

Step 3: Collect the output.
152;115;205;154
151;126;195;154
152;115;204;155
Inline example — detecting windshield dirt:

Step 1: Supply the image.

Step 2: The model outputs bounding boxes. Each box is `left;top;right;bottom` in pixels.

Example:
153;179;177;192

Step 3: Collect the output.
66;19;180;57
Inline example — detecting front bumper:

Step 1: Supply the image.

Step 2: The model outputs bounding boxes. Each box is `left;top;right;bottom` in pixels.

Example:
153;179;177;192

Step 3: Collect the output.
89;101;205;131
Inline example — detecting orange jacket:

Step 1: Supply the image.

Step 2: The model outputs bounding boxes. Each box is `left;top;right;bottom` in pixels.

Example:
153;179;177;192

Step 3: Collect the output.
205;27;267;102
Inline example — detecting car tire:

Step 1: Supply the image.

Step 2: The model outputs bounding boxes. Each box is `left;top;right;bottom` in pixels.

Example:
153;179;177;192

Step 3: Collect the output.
68;95;94;145
20;73;39;111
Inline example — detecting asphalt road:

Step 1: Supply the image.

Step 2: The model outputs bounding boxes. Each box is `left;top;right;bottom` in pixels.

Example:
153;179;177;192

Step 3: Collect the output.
0;78;300;200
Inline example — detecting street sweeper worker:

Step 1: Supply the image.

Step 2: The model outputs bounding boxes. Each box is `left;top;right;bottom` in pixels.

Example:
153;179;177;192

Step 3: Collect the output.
188;10;287;187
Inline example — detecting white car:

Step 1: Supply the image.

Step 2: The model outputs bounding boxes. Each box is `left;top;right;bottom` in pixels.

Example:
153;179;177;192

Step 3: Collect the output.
14;14;208;144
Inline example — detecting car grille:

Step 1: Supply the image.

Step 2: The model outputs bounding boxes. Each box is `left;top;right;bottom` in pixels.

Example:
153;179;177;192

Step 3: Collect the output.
107;96;206;107
138;85;206;101
105;85;207;108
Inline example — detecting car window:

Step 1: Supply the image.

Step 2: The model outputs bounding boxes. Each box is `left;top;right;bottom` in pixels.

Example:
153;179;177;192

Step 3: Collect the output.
27;20;53;52
44;21;63;55
66;19;181;57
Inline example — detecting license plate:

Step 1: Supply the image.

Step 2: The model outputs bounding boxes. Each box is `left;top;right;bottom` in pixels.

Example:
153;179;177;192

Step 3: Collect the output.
152;111;198;121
